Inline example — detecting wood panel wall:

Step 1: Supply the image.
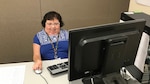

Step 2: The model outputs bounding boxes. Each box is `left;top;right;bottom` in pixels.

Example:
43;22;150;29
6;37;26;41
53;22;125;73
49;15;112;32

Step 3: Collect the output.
0;0;130;63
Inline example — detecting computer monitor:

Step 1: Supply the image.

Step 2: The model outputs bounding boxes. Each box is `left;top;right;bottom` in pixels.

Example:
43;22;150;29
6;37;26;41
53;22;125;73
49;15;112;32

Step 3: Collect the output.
68;19;146;81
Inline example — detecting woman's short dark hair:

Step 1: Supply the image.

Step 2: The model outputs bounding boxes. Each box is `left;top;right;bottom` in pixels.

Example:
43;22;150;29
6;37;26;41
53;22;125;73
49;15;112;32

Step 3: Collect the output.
41;11;64;27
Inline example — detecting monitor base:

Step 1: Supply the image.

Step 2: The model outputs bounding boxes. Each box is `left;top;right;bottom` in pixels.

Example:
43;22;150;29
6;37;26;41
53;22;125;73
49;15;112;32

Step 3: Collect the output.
82;72;127;84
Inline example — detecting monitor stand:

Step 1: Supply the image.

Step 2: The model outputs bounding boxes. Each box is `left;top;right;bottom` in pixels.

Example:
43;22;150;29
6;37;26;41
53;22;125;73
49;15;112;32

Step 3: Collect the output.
103;72;127;84
82;74;104;84
82;72;127;84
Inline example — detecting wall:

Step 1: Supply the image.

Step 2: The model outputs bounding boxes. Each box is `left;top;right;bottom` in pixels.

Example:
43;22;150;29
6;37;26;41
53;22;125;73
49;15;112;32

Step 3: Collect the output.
0;0;41;63
0;0;130;63
129;0;150;15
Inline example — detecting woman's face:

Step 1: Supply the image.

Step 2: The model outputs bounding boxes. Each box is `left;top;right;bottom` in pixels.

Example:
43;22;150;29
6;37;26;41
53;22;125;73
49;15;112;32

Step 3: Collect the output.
45;18;60;35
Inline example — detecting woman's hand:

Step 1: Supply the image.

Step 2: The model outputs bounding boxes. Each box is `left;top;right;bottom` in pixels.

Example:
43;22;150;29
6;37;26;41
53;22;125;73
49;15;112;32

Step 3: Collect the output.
33;60;42;70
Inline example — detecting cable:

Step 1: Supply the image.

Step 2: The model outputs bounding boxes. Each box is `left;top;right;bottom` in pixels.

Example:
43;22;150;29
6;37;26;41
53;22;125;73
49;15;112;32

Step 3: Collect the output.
39;74;48;84
90;77;94;84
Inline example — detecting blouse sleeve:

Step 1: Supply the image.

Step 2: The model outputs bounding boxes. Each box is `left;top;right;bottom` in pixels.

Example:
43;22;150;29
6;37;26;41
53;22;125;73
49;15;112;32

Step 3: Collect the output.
33;34;40;45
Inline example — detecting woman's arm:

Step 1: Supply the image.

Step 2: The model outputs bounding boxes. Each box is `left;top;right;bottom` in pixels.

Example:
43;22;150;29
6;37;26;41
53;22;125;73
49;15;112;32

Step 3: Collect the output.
32;43;42;70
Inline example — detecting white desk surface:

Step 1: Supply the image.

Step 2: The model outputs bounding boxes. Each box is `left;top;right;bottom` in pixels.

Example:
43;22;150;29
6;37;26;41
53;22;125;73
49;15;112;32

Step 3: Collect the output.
0;58;69;84
0;58;141;84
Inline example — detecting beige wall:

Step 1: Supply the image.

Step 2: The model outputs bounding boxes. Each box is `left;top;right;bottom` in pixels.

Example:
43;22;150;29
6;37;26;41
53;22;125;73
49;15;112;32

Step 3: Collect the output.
0;0;41;63
41;0;130;29
0;0;130;63
129;0;150;15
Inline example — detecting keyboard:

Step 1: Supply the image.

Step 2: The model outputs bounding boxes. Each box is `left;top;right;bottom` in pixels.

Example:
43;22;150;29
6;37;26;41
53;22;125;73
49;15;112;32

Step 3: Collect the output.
47;61;68;75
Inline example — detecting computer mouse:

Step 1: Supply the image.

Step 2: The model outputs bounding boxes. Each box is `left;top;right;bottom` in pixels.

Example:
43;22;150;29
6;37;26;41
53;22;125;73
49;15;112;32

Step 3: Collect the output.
34;69;42;74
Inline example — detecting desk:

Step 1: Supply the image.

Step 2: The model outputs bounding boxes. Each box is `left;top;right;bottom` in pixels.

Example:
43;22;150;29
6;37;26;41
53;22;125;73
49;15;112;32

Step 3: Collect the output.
0;59;141;84
0;59;69;84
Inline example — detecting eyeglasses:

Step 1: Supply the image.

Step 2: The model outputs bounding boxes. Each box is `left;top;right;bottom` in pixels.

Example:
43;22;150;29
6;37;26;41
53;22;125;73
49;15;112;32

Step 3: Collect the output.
46;22;60;26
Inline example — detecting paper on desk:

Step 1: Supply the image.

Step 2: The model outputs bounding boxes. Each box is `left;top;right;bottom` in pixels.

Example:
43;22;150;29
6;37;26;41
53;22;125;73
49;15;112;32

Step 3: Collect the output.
0;65;26;84
134;32;149;72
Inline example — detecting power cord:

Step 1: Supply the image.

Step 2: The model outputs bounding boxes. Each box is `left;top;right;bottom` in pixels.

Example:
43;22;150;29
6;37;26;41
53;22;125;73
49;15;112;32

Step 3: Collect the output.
39;74;48;84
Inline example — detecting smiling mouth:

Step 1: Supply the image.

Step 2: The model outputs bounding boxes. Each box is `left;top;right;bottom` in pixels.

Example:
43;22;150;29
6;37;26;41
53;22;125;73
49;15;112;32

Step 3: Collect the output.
50;27;56;31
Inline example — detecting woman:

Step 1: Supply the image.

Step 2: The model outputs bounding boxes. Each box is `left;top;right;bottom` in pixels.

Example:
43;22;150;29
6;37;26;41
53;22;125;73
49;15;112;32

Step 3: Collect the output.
33;11;69;70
